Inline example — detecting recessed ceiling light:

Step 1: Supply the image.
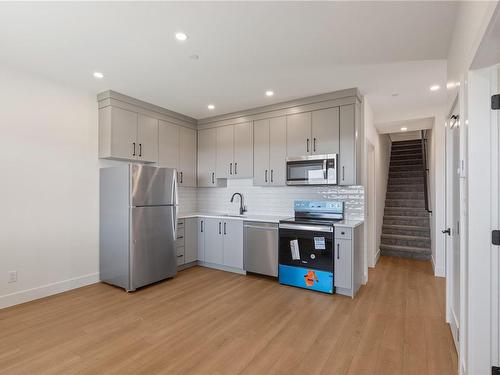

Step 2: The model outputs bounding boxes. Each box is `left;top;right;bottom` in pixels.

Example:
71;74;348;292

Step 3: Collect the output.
175;32;188;41
401;127;408;131
207;104;215;110
265;90;274;97
430;85;440;91
392;93;399;97
189;54;199;60
93;71;104;79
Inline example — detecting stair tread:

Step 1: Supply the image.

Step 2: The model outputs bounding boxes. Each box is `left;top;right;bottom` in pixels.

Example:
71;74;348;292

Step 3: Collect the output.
384;215;430;220
381;233;430;240
379;244;431;253
383;224;429;230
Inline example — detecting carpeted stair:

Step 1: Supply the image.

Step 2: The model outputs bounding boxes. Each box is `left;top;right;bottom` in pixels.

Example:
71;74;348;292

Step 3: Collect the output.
380;139;431;260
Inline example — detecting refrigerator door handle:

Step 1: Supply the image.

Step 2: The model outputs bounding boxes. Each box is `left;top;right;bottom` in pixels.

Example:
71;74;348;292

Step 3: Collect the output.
172;170;178;234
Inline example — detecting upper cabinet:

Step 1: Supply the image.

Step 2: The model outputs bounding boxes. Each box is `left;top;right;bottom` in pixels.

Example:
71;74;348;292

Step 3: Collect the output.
286;108;340;157
339;104;356;186
158;120;197;187
215;122;253;179
254;116;286;186
198;128;226;188
99;106;158;163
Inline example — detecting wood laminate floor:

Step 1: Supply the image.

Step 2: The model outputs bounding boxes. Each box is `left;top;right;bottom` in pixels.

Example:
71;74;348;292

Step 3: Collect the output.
0;256;457;375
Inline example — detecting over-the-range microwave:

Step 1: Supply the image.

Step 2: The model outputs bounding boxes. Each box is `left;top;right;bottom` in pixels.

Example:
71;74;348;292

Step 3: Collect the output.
286;154;338;186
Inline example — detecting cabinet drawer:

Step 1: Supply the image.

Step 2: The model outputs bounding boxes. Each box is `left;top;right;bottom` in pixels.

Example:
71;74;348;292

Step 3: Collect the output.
177;219;185;228
176;227;185;239
177;247;185;257
335;227;352;240
177;254;185;266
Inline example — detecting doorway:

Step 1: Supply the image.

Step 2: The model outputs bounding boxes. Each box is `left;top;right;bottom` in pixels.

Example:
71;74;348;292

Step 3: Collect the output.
367;141;377;268
445;98;461;351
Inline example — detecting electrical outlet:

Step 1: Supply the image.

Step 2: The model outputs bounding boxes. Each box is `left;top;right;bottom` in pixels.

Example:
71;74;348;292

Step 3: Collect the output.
8;271;17;283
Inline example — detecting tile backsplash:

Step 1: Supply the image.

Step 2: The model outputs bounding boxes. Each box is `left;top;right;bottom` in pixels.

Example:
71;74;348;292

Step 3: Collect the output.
179;179;364;220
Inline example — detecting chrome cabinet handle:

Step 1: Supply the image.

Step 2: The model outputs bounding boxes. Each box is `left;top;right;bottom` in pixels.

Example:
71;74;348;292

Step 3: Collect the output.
342;166;345;181
306;138;310;153
224;222;226;235
201;220;204;233
139;143;142;157
265;170;268;183
211;172;215;184
313;138;317;152
132;142;136;156
234;163;237;175
230;163;232;175
337;243;340;259
180;172;183;184
219;222;221;234
271;169;273;183
177;254;183;258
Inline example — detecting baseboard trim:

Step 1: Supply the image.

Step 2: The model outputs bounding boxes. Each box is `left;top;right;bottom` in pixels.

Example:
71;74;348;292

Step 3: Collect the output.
431;255;446;277
375;249;381;265
198;261;246;275
0;273;99;309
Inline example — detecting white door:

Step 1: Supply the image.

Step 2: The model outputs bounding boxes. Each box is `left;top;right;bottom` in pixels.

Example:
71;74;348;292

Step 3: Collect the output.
198;128;217;187
311;107;340;155
158;120;179;169
269;116;287;185
445;100;460;351
253;119;270;186
233;122;253;178
179;126;197;187
286;112;311;157
216;125;234;178
137;114;158;163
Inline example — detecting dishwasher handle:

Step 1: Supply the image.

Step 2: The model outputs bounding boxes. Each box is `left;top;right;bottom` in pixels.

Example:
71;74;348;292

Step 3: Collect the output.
244;224;278;231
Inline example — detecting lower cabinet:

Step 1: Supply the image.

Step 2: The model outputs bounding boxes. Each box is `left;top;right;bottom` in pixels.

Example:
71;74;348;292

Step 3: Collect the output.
184;216;244;272
334;238;352;290
334;224;364;298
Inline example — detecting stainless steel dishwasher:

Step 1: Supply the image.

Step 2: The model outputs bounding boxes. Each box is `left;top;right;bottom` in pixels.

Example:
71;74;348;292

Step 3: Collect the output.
243;221;278;277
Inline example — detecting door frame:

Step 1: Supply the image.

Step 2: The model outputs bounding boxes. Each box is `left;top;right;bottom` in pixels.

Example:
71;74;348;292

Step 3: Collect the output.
366;141;378;268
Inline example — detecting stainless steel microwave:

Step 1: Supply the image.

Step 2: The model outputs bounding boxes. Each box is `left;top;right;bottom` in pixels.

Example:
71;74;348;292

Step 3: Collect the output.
286;154;338;185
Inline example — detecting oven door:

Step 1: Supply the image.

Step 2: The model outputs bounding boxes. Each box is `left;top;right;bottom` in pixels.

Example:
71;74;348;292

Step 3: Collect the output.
278;223;334;271
286;154;337;185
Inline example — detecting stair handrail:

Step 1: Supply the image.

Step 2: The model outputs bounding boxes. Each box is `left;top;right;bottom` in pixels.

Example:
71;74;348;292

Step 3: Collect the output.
421;130;432;214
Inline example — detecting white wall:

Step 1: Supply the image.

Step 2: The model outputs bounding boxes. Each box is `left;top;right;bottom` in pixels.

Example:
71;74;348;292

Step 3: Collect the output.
363;99;391;269
0;65;101;308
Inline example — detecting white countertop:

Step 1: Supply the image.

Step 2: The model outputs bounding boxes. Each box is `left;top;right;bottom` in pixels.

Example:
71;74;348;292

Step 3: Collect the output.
178;212;364;227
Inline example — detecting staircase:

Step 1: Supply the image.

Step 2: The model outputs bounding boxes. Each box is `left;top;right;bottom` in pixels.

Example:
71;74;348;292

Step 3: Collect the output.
380;139;431;260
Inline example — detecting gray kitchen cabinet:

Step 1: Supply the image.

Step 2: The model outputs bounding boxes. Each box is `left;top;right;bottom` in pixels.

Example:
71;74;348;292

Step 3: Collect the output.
334;238;352;290
99;106;159;162
203;218;223;264
233;122;253;178
216;125;234;178
198;128;218;187
339;104;356;185
286;112;311;157
215;122;253;179
184;218;198;264
137;114;158;163
158;121;196;187
176;219;185;266
158;120;179;169
312;107;339;155
253;116;286;186
222;220;243;269
179;126;197;187
197;218;205;261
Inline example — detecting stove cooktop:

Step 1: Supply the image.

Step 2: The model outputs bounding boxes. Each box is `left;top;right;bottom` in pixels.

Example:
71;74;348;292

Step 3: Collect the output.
279;217;342;226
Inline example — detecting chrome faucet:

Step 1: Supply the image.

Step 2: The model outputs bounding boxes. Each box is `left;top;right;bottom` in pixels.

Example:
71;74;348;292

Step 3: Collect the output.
230;192;247;215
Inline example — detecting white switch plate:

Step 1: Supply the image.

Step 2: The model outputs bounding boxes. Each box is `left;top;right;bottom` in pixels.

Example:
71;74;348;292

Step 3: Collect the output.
8;271;17;283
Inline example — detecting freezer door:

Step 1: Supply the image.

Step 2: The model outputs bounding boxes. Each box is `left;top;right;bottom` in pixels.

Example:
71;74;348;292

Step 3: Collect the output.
130;206;177;289
131;164;177;206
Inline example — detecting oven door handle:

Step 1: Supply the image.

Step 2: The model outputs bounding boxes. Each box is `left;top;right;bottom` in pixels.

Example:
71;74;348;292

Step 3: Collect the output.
279;223;333;233
323;159;327;180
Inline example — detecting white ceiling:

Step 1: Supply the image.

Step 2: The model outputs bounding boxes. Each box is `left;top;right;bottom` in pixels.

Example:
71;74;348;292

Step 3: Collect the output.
0;2;457;122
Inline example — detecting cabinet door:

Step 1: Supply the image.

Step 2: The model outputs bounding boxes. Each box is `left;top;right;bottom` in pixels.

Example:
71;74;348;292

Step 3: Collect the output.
110;107;138;159
269;116;287;186
223;220;243;269
286;112;311;157
339;105;355;185
334;239;352;289
137;114;158;163
158;120;179;169
312;107;339;155
253;119;270;186
197;218;205;261
184;218;198;263
216;126;234;178
203;218;223;264
198;128;217;187
179;127;197;187
233;122;253;178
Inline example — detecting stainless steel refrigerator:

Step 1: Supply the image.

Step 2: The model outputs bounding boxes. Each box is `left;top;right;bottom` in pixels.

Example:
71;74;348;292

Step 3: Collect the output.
100;164;178;291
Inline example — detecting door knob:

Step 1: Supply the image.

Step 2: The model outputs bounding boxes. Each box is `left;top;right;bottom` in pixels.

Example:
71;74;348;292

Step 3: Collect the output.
442;228;451;236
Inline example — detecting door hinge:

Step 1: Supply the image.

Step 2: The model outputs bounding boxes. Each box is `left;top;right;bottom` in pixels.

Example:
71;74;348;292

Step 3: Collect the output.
492;230;500;246
492;94;500;110
492;366;500;375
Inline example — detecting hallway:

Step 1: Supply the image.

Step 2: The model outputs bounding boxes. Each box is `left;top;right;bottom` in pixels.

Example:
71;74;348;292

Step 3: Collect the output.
0;256;457;374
